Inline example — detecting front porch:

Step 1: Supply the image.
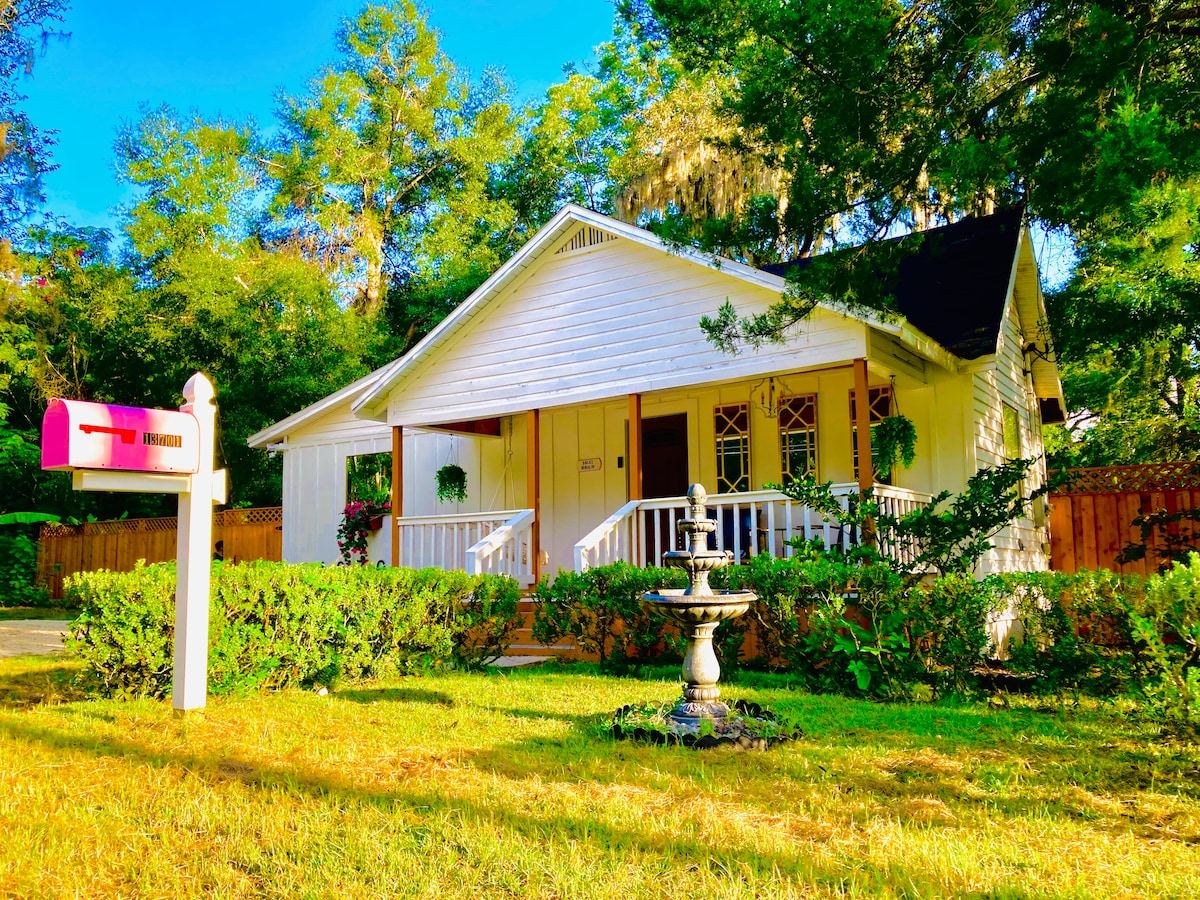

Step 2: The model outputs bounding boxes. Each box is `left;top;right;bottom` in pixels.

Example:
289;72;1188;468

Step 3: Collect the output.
367;347;952;583
380;482;932;586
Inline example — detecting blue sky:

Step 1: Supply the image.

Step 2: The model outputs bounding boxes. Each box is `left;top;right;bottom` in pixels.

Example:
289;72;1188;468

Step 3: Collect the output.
21;0;617;234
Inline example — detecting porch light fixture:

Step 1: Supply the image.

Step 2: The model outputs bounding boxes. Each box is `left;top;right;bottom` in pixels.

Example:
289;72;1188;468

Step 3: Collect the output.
751;375;796;419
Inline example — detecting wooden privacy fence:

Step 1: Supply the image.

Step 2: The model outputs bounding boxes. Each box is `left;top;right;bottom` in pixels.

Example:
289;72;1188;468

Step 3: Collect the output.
37;507;283;599
1049;463;1200;575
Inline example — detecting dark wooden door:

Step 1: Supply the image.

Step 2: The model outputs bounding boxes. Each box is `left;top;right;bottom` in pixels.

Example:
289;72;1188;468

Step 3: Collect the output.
641;414;689;557
641;413;689;498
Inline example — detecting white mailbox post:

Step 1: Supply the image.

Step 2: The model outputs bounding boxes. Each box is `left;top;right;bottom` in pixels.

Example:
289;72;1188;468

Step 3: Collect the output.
41;372;227;713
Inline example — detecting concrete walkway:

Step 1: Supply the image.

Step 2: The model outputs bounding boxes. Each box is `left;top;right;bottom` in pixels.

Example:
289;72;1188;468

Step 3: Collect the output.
0;620;70;659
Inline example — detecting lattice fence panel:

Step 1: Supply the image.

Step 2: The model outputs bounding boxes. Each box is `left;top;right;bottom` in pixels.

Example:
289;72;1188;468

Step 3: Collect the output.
215;507;282;527
37;507;283;599
1049;468;1200;575
1052;463;1200;495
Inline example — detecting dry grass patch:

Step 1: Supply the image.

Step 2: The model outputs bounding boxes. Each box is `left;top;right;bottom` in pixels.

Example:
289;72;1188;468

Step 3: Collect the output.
0;659;1197;898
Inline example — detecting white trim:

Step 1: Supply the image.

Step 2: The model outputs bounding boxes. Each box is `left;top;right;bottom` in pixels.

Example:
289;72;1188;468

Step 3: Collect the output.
246;364;390;448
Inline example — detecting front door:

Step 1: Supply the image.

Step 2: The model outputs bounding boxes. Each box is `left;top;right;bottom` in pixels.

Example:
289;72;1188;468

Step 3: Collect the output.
640;414;689;556
642;413;688;498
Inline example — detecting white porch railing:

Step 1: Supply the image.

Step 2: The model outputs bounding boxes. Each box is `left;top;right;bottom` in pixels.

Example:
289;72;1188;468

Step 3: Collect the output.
465;508;536;583
573;484;932;572
396;509;534;582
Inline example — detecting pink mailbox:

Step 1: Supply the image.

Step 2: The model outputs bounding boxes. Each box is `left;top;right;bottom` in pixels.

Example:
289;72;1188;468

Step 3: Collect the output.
42;398;200;474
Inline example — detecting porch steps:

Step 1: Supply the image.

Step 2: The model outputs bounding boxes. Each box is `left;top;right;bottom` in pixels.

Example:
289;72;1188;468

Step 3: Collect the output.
504;598;578;659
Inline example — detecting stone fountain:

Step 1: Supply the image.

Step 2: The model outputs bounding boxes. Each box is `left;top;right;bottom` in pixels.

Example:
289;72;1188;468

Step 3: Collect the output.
643;483;756;732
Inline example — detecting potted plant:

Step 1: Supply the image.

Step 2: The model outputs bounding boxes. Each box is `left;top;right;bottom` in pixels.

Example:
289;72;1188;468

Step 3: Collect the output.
873;414;917;477
436;463;468;504
336;501;374;564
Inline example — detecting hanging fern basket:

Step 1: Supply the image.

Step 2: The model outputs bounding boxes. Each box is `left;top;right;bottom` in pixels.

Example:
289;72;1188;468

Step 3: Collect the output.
873;414;918;474
435;464;468;504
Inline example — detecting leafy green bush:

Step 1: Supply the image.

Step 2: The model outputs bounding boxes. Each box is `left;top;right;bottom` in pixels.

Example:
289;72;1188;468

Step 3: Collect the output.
530;562;687;669
999;570;1140;701
798;553;919;698
65;561;521;699
908;573;1001;698
0;531;50;607
537;553;996;700
1125;553;1200;731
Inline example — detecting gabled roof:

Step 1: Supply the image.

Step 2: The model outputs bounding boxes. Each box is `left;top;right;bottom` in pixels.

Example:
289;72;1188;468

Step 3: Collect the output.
760;207;1025;360
251;204;1063;443
245;364;388;448
352;204;789;422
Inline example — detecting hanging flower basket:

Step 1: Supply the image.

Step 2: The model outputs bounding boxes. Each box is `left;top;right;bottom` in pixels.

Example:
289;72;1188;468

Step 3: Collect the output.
368;514;385;531
436;464;468;504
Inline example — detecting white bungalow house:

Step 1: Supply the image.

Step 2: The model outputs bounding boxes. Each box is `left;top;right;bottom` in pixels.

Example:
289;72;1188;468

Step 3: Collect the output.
247;204;1065;586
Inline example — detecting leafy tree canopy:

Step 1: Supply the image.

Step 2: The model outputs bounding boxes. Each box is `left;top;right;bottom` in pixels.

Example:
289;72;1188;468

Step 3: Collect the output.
270;0;519;317
627;0;1200;463
0;0;68;242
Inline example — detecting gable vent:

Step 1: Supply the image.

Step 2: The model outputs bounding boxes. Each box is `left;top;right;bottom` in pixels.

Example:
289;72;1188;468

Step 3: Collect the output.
555;225;617;254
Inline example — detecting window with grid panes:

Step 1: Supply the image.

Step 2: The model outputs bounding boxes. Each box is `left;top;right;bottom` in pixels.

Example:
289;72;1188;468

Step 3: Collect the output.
714;404;750;493
849;386;893;484
779;394;818;485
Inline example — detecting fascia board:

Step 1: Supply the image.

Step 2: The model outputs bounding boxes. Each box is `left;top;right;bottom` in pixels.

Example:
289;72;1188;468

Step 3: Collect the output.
246;365;389;447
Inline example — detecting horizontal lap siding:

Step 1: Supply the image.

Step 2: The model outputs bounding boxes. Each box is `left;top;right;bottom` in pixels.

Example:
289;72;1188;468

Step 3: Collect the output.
977;300;1049;574
387;239;866;425
281;423;481;564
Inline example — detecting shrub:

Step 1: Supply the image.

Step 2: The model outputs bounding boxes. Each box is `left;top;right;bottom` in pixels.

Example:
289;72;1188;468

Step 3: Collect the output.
999;570;1141;701
908;573;1000;698
0;531;50;607
65;561;521;699
1125;553;1200;731
799;553;917;698
530;562;687;669
713;552;815;672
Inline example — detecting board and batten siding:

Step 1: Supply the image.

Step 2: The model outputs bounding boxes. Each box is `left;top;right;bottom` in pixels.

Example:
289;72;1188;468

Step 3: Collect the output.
971;298;1049;576
533;367;958;572
384;235;868;427
279;403;483;564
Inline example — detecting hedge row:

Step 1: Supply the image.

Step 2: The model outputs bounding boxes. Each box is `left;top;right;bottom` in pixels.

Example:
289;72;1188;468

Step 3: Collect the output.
533;555;1200;728
65;561;521;699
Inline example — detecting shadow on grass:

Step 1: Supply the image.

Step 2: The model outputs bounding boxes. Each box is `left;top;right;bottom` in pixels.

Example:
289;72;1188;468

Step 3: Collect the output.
0;713;937;896
0;607;76;622
7;659;1200;860
333;686;458;707
0;662;86;709
333;676;592;724
456;664;1200;836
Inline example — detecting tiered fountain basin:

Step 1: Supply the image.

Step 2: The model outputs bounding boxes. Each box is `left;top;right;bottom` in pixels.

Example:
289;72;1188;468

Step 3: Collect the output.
611;484;800;747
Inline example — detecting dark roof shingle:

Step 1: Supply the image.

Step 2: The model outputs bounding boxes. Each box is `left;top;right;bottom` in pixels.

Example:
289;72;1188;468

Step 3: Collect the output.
759;207;1024;359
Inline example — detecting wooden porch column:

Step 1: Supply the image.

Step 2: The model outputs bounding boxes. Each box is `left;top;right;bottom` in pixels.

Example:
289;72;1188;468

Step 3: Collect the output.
853;357;873;494
391;425;403;567
628;393;643;500
527;408;541;582
853;357;876;545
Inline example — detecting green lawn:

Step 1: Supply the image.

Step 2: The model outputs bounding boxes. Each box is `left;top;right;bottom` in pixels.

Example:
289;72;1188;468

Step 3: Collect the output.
1;657;1197;898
